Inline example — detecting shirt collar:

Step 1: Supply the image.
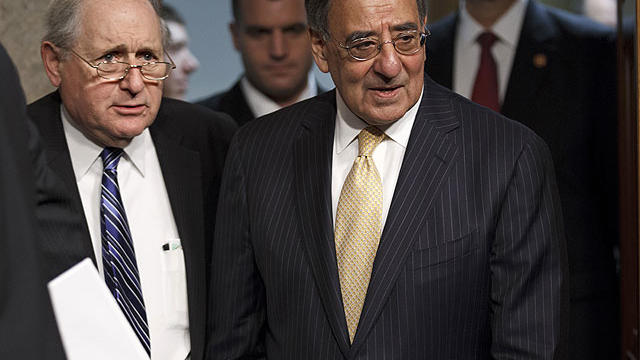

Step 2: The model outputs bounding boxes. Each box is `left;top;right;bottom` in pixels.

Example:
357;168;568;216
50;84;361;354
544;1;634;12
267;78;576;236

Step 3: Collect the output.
61;104;149;180
334;86;423;154
458;0;528;49
241;72;318;119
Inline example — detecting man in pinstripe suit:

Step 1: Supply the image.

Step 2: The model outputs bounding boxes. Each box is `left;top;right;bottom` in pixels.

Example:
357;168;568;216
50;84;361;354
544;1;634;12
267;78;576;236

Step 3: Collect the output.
208;0;569;358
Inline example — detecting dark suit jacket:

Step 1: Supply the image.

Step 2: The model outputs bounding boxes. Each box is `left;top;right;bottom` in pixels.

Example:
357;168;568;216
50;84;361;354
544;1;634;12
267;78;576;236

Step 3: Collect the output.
0;44;68;360
197;79;327;127
28;93;237;360
207;76;568;359
426;2;619;358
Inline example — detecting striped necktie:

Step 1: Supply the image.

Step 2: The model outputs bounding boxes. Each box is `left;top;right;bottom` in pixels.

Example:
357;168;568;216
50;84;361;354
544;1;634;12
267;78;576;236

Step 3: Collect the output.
335;126;385;343
100;147;150;355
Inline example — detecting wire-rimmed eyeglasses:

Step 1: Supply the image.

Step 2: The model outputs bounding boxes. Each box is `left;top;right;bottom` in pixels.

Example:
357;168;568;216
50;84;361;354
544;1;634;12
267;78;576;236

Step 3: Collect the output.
69;49;176;81
335;29;430;61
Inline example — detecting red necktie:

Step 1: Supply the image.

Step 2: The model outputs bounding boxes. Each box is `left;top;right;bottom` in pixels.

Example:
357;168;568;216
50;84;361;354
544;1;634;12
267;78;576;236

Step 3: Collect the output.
471;32;500;112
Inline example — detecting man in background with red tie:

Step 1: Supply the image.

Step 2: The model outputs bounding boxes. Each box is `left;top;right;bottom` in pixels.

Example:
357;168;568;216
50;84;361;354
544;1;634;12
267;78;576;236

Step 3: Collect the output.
426;0;619;358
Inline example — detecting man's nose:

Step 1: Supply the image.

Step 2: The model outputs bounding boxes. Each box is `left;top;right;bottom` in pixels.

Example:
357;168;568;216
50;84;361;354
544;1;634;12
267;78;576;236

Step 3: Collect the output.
372;41;402;80
269;30;287;60
119;65;146;94
184;51;200;73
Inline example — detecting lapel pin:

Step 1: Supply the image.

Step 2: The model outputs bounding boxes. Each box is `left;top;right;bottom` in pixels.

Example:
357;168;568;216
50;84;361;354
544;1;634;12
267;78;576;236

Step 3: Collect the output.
533;53;548;68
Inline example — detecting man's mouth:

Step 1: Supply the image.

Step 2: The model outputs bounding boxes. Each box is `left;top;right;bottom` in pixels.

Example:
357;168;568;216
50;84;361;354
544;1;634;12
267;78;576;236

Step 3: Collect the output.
113;103;147;115
370;86;402;97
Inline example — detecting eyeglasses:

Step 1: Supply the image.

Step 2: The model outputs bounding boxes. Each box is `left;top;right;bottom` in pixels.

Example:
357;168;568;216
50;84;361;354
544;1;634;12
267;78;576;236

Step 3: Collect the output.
69;49;176;81
335;29;430;61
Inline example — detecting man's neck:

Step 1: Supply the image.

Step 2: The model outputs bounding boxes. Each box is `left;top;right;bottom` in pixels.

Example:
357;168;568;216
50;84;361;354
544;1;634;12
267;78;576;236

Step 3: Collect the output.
465;0;518;28
271;84;308;108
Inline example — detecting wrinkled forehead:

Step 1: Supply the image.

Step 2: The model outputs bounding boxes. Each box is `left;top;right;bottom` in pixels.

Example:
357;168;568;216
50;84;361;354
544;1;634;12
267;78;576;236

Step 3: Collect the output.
76;0;164;53
327;0;422;37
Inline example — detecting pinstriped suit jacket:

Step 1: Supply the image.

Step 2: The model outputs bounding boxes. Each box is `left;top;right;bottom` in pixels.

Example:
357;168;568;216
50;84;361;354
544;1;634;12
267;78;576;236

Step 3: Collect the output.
208;75;568;359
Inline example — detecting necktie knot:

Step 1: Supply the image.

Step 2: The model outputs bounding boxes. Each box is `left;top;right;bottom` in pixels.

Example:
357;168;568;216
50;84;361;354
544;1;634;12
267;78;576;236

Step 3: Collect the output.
101;147;124;172
477;31;497;50
358;126;385;157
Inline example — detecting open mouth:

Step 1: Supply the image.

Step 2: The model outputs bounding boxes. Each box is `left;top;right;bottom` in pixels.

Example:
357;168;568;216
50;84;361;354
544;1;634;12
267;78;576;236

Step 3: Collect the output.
370;86;401;97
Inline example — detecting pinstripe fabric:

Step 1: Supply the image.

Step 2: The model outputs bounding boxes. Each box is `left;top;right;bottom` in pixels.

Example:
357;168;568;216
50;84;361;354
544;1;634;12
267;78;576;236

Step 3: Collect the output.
207;75;568;359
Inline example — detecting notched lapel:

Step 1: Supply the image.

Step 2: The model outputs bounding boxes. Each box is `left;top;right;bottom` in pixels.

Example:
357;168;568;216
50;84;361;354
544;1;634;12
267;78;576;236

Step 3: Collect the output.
425;13;458;90
32;93;96;268
502;0;557;119
349;79;460;355
293;92;352;356
150;120;207;355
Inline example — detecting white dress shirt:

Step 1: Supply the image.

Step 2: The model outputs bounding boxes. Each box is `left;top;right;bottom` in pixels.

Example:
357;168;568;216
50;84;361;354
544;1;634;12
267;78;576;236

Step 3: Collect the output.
453;0;528;103
331;87;423;230
241;72;318;118
61;106;190;360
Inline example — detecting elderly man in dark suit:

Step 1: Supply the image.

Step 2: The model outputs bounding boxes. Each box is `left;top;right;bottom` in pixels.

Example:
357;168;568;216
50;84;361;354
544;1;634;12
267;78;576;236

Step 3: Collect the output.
207;0;568;358
27;0;236;359
425;1;619;358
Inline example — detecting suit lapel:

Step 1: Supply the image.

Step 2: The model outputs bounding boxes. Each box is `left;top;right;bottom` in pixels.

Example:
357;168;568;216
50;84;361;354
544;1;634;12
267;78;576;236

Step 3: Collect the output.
150;105;206;356
293;91;352;356
501;0;556;121
32;93;96;265
425;13;457;90
349;77;460;356
222;81;255;127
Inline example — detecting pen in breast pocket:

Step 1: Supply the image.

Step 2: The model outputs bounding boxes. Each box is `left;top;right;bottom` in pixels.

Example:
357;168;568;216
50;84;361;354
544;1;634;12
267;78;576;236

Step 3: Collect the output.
162;240;182;251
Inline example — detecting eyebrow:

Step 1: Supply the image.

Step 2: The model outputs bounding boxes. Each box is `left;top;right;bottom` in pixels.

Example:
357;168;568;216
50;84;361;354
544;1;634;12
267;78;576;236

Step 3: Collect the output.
392;22;419;32
344;22;420;43
136;46;162;57
97;44;128;57
244;22;307;32
345;31;377;44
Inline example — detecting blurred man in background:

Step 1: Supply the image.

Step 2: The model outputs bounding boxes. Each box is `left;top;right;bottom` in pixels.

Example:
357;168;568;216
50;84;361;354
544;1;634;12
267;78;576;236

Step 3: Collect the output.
198;0;321;126
426;0;619;358
161;4;201;100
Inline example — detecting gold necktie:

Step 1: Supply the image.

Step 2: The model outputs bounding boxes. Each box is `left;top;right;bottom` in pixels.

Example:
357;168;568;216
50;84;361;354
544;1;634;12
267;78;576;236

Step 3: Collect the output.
335;126;385;343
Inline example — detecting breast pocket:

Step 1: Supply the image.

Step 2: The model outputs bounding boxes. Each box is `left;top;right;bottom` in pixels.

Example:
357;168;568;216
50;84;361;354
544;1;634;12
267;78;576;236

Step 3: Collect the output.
160;238;189;328
409;230;477;270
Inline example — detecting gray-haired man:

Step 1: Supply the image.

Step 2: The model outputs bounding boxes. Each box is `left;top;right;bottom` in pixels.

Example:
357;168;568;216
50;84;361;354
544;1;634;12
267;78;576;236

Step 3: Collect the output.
29;0;236;358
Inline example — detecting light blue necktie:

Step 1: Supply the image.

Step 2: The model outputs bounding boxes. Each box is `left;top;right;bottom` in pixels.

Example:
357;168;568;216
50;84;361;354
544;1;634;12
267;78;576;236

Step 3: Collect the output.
100;147;150;355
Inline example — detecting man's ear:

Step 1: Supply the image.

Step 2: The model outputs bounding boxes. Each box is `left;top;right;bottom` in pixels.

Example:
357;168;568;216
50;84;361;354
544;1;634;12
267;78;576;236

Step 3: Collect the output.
229;22;241;51
41;41;63;87
309;29;329;73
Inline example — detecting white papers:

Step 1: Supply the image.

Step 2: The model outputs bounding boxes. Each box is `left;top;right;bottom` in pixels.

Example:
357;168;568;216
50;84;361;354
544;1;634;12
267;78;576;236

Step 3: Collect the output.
48;258;148;360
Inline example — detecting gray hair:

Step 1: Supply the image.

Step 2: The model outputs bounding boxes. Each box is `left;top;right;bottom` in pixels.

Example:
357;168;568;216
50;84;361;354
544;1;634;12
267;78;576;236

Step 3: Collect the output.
305;0;427;39
43;0;168;57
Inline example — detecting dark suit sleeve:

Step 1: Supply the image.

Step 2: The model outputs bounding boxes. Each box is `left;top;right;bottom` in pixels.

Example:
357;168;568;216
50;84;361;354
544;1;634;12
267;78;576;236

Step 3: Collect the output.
0;44;66;360
490;135;569;359
207;135;266;359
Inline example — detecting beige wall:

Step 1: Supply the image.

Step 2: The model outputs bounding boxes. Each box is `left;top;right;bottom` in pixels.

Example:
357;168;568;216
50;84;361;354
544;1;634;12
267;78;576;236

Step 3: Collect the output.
0;0;54;103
